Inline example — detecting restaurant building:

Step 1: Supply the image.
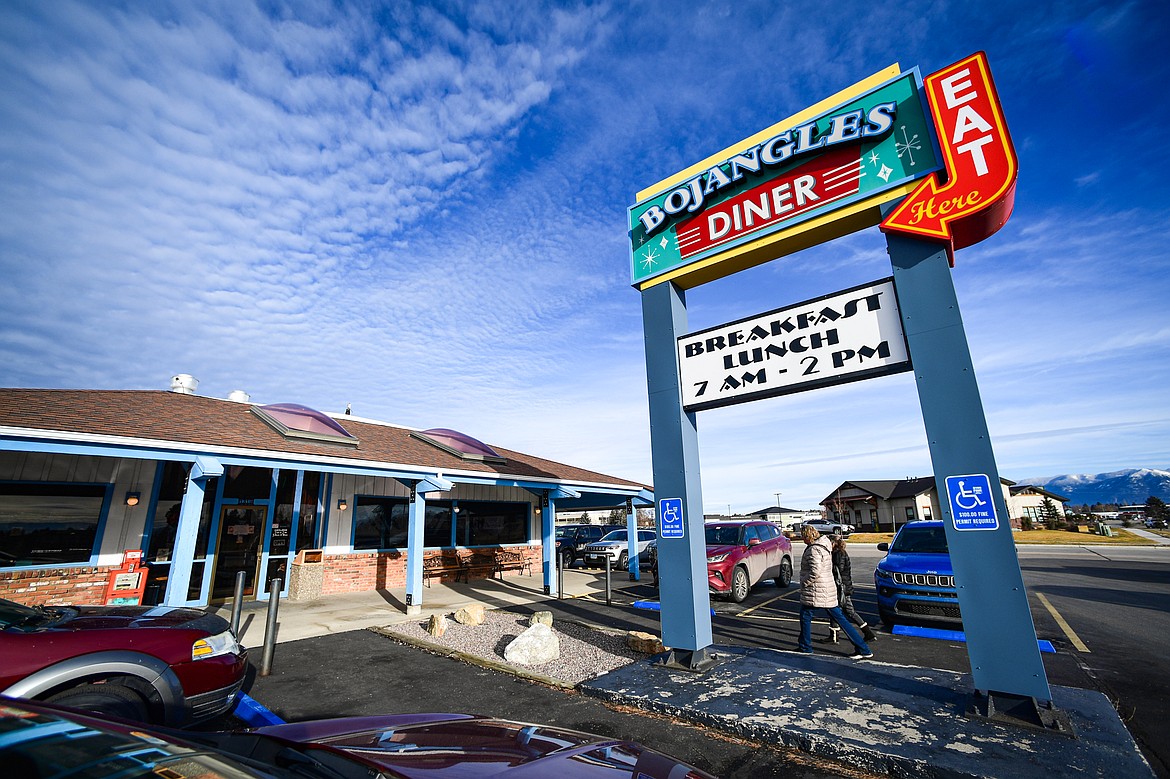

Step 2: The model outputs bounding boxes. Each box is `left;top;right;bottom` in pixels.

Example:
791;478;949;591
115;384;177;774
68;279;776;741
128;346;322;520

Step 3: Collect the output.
0;379;650;611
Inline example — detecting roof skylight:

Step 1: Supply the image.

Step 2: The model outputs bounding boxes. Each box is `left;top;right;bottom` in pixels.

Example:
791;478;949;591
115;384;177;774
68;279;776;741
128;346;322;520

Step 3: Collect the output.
411;428;505;463
252;403;358;446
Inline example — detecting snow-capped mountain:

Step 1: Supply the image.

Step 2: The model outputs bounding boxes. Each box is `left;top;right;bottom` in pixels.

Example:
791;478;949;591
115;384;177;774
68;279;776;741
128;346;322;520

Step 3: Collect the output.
1017;468;1170;506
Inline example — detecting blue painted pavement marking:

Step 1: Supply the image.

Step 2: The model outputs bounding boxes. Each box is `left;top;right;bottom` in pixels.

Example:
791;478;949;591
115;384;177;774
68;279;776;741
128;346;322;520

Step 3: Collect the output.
893;624;1055;653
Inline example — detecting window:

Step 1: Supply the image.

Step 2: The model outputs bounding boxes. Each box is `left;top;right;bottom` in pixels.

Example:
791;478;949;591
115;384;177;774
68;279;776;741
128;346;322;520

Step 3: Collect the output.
353;497;410;550
456;501;527;546
922;506;932;519
905;507;916;521
0;482;110;567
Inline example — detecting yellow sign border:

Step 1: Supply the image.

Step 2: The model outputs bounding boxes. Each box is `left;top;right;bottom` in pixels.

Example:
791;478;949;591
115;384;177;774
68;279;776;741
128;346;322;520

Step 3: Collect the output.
634;64;916;291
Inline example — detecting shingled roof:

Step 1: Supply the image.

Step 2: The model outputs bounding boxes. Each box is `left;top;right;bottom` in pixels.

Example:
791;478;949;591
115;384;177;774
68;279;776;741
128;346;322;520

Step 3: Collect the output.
0;388;645;489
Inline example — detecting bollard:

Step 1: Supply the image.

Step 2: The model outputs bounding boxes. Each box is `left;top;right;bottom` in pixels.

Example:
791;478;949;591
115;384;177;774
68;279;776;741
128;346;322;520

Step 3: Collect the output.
556;548;564;600
258;578;281;677
229;570;246;637
604;555;612;606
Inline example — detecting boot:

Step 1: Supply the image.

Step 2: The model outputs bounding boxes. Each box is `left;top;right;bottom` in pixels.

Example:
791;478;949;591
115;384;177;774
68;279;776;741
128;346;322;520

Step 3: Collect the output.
861;623;878;642
817;627;840;644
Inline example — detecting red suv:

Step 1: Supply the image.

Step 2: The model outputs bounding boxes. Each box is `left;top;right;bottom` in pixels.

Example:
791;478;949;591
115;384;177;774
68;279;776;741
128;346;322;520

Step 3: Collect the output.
704;520;793;602
0;597;248;725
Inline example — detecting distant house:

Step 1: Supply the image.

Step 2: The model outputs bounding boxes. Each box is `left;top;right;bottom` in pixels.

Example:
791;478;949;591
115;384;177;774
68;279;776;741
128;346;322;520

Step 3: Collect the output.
821;477;1069;531
746;505;814;530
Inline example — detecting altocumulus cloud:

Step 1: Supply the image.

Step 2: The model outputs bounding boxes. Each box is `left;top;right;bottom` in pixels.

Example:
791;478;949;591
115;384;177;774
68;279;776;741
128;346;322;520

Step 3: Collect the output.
0;0;603;406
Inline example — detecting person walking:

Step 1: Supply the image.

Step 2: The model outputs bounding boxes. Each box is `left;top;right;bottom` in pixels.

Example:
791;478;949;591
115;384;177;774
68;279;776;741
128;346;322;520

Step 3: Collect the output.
797;525;873;659
822;532;878;644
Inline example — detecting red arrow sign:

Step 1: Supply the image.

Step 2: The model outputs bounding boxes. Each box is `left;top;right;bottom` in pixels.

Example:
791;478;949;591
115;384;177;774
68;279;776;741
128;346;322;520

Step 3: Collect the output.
880;52;1017;263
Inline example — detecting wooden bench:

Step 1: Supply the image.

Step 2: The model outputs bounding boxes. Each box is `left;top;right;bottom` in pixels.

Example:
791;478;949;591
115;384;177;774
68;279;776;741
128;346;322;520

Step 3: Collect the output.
493;549;533;579
459;549;498;581
422;554;464;586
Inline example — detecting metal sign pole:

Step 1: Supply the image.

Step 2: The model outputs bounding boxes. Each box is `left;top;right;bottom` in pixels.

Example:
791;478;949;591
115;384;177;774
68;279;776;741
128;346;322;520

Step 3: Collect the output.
884;212;1051;703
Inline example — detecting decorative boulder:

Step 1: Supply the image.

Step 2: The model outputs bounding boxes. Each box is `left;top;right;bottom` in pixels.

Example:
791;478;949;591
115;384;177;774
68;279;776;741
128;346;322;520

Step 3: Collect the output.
504;623;560;665
454;604;486;626
627;630;665;654
426;614;448;638
529;611;553;628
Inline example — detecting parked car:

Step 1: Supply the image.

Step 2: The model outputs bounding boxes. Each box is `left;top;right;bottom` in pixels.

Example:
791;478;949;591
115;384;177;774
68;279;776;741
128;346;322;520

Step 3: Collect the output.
582;529;656;568
873;520;961;627
1146;518;1168;529
703;520;793;602
799;519;854;536
0;697;719;779
555;523;623;567
0;597;247;725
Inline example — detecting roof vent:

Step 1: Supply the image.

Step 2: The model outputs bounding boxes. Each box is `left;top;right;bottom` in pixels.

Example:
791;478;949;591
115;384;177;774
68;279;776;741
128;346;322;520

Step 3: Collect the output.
227;390;251;403
170;374;199;395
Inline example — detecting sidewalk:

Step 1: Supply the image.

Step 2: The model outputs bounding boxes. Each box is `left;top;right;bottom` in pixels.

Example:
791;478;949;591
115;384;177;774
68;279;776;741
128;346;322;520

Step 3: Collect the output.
206;567;605;645
212;568;1156;779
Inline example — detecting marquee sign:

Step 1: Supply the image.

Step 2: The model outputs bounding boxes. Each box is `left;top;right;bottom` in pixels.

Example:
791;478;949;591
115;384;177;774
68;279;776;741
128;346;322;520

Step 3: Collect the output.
676;279;910;412
880;52;1017;262
630;68;941;289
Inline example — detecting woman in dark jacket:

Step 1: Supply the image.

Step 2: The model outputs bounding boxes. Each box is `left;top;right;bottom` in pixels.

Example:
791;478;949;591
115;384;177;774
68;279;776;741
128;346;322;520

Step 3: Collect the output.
824;533;878;643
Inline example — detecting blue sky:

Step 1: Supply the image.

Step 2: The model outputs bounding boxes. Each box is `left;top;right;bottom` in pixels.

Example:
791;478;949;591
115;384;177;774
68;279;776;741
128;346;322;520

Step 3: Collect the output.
1;1;1168;512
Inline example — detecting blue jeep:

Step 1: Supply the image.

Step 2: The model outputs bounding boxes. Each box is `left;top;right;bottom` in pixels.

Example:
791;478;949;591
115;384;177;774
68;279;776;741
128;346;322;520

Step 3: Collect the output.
874;520;961;627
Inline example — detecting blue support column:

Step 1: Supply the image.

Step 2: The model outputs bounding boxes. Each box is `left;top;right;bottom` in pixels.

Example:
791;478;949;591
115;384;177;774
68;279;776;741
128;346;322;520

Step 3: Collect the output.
641;281;713;655
164;456;222;606
625;499;639;581
405;485;426;615
541;494;555;595
885;219;1051;702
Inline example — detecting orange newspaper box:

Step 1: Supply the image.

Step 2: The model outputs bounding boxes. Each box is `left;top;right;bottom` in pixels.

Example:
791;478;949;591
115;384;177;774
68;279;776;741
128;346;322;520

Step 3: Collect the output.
104;549;147;605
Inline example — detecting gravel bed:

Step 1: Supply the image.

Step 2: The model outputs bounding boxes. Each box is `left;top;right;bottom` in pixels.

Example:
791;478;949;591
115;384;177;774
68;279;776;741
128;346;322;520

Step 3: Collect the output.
376;610;645;685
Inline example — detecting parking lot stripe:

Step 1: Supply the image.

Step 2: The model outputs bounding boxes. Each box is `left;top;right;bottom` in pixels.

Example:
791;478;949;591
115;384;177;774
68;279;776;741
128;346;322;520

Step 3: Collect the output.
736;589;800;616
1036;592;1091;653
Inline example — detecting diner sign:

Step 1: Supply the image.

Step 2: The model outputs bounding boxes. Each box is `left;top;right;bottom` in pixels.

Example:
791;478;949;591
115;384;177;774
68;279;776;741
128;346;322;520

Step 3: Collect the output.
630;68;940;288
676;279;910;412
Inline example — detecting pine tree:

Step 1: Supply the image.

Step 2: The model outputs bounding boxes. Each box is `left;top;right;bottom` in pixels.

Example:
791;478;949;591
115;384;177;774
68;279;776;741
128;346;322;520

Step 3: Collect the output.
1146;496;1169;521
1041;497;1062;530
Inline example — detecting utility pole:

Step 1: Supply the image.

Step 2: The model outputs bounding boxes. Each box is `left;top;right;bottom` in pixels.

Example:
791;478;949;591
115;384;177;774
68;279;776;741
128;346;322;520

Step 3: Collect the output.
774;491;782;508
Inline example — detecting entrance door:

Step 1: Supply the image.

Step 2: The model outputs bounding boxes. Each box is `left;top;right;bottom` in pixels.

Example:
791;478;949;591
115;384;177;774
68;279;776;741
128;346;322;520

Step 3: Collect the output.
211;505;267;601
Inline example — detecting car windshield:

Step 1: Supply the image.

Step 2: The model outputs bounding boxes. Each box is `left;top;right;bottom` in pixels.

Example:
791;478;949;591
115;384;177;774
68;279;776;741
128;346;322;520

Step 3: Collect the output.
704;525;743;546
891;526;949;554
554;527;573;539
598;531;627;543
0;598;53;629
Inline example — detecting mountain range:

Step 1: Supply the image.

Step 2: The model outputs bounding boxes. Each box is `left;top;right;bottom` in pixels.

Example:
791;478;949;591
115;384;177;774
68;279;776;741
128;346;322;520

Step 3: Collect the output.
1017;468;1170;506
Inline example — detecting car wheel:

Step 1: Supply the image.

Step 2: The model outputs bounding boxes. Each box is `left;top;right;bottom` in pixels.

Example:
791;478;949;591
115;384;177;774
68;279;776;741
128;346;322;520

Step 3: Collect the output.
879;609;896;628
617;551;629;569
47;682;149;722
560;549;574;568
775;557;793;587
730;566;750;603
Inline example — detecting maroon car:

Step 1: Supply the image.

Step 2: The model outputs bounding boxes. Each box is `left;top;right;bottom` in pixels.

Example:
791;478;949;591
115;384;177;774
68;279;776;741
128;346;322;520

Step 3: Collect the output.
0;597;247;725
0;698;718;779
704;520;793;602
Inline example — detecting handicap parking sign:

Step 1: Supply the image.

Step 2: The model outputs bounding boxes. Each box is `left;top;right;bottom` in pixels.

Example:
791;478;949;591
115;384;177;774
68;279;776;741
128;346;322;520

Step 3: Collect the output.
945;474;999;531
659;497;684;538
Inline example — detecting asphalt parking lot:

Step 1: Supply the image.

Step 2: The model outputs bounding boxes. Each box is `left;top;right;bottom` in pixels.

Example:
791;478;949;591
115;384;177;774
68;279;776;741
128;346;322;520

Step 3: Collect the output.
226;542;1168;778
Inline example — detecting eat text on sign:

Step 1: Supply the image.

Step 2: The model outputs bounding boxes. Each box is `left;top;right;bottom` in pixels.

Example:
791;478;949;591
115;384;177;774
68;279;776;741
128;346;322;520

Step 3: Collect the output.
880;51;1016;261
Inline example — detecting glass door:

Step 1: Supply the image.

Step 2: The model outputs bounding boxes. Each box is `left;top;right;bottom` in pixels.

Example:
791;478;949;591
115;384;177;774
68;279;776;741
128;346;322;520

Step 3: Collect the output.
211;504;267;601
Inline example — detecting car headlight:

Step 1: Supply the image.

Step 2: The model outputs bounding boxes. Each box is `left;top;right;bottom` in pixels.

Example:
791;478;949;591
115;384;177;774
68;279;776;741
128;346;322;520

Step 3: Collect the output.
707;553;728;563
193;629;241;661
874;567;892;580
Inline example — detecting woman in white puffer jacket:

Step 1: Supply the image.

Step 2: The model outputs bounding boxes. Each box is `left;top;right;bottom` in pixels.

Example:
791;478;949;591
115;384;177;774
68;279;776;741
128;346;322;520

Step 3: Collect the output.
797;525;873;658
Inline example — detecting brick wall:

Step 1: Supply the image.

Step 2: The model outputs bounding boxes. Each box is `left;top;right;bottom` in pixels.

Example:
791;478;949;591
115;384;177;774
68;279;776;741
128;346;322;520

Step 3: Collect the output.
320;546;542;596
0;566;113;606
1;546;546;604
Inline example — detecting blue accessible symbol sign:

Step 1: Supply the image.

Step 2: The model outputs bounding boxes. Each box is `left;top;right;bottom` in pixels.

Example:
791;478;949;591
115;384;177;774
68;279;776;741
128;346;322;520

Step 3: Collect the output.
945;474;999;531
659;497;684;538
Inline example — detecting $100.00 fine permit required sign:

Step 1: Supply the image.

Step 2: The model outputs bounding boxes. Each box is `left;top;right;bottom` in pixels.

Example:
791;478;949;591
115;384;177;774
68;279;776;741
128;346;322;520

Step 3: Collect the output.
677;279;911;412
